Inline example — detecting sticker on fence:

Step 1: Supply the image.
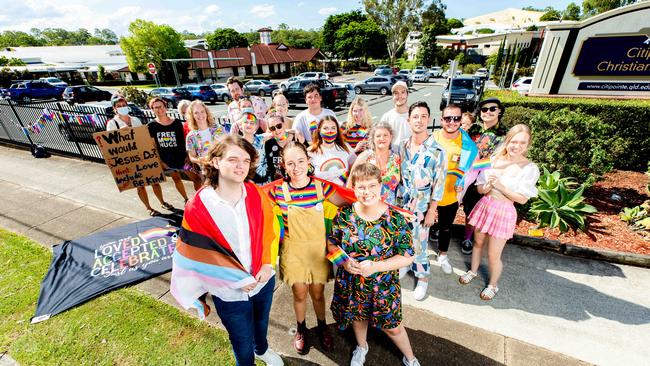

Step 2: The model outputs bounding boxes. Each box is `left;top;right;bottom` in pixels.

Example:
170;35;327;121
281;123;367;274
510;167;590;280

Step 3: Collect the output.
93;125;165;192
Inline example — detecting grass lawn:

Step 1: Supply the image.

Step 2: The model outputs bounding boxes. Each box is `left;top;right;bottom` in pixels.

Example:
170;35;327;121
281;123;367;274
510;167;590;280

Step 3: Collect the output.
0;228;239;366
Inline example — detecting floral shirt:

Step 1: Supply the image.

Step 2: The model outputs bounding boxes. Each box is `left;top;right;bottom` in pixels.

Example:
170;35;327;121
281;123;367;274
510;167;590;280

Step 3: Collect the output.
468;122;507;159
365;150;401;205
185;125;225;158
397;135;447;213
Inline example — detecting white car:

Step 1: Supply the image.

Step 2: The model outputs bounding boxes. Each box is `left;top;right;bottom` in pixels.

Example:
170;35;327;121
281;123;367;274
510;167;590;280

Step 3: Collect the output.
280;76;303;90
474;68;489;79
412;69;430;82
334;83;356;105
298;72;328;80
442;70;462;78
511;77;533;93
39;77;68;88
429;67;442;78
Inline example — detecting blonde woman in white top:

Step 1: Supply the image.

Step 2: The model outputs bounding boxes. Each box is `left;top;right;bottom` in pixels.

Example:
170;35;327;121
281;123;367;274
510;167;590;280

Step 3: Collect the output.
459;124;540;300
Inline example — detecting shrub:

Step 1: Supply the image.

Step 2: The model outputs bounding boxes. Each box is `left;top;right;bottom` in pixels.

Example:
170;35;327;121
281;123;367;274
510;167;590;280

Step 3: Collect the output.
500;106;541;129
529;168;597;233
463;63;482;75
484;90;650;172
118;86;150;107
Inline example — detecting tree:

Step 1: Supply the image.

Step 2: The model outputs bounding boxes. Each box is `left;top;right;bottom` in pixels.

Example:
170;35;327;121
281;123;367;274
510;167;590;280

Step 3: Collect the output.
0;56;26;66
205;28;249;50
540;9;562;21
364;0;424;66
272;28;322;49
334;20;387;61
447;18;463;29
322;10;367;54
564;2;582;20
97;64;105;82
421;0;447;29
94;29;118;44
0;31;45;47
120;19;189;82
582;0;634;17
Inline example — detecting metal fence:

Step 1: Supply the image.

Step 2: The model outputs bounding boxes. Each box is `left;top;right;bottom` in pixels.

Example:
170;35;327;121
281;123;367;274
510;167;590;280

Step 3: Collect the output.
0;99;184;162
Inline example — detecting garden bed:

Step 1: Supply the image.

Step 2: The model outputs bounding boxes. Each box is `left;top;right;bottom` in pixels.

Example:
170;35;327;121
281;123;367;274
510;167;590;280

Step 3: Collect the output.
456;170;650;256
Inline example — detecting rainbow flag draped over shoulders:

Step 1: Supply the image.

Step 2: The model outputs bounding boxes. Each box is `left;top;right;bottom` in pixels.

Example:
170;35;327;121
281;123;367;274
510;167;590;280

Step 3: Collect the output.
170;183;279;319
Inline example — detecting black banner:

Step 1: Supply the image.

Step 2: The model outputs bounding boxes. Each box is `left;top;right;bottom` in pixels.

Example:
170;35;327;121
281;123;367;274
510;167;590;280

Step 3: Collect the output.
573;35;650;76
32;217;179;323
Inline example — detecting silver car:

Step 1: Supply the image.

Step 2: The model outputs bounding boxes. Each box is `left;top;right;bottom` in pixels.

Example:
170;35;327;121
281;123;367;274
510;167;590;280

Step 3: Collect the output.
354;76;396;96
412;69;430;82
334;83;356;104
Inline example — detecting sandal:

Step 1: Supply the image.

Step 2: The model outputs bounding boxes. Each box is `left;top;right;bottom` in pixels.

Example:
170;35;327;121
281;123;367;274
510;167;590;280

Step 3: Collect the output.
459;271;477;285
161;202;175;211
480;285;499;300
148;208;161;217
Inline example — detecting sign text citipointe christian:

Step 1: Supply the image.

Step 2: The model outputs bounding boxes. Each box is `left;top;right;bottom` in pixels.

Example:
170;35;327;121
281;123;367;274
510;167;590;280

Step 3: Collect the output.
93;126;165;192
573;34;650;77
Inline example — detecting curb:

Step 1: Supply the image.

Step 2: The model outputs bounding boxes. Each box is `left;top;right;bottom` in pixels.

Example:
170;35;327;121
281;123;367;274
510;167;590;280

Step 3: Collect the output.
451;224;650;268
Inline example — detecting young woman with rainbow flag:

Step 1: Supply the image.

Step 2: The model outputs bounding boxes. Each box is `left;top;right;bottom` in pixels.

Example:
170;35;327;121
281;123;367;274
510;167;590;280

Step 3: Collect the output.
329;163;420;366
264;141;356;355
170;135;283;366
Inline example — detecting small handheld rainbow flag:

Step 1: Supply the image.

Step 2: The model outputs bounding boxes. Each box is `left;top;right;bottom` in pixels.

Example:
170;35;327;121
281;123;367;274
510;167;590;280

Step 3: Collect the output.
326;246;350;266
472;158;491;171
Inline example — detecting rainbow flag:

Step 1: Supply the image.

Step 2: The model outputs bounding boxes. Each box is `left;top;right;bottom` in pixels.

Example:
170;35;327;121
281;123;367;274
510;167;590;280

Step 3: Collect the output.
170;183;279;319
472;158;491;171
326;246;350;266
448;167;465;179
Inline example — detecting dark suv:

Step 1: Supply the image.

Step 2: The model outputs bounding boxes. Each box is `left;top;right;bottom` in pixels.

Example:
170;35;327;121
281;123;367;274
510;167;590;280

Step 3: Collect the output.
62;85;113;105
3;81;65;103
149;87;192;108
284;79;347;109
439;77;480;112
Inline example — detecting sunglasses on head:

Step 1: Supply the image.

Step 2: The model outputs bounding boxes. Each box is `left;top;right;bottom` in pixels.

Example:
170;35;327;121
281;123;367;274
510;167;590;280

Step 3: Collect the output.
480;106;499;113
268;122;284;132
441;115;462;123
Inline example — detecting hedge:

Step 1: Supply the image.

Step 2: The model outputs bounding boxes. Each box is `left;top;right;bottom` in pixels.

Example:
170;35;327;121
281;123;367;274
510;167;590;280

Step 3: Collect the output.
484;91;650;172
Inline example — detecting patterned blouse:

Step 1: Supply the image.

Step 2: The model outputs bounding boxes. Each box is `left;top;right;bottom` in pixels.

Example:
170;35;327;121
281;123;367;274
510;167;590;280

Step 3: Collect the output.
185;125;225;158
365;150;401;205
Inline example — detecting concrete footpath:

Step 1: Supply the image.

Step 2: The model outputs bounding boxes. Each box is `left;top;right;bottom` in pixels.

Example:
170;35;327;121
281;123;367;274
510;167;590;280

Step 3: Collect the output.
1;146;649;365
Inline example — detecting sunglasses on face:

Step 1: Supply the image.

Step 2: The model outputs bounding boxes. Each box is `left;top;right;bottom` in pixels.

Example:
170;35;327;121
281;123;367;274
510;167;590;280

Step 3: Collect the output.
441;115;462;123
268;123;284;131
480;106;499;113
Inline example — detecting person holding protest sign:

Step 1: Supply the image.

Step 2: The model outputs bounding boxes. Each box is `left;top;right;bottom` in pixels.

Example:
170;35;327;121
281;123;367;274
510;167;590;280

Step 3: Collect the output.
106;96;161;216
328;163;419;366
147;97;202;208
170;135;283;366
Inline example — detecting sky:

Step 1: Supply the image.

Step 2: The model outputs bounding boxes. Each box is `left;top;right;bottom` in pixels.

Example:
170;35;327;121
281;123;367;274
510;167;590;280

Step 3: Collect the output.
0;0;579;36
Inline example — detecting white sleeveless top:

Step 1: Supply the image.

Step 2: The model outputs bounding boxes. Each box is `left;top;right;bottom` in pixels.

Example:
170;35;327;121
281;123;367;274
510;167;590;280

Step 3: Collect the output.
477;162;540;199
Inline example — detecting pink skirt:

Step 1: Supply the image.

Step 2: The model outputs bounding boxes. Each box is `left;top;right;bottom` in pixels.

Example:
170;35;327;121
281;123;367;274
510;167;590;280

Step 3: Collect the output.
468;195;517;240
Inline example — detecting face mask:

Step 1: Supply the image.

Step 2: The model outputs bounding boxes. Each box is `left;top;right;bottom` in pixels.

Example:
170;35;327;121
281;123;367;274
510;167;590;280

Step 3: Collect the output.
320;130;338;143
241;107;254;114
116;106;130;116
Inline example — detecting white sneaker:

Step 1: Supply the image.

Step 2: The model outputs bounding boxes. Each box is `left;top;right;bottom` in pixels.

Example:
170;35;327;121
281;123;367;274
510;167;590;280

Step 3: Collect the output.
350;344;369;366
413;280;428;301
255;348;284;366
403;356;421;366
438;254;453;274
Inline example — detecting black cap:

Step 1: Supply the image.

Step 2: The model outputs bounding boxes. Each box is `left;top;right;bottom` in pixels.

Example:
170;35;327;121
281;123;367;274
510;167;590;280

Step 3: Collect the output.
478;97;503;109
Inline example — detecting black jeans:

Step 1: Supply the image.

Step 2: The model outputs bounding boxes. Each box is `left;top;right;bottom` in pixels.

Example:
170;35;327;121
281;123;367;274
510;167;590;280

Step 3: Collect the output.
436;202;459;252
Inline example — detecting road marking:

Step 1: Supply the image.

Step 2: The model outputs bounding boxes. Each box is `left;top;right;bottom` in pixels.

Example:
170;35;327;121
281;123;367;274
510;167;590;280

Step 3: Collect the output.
424;92;432;97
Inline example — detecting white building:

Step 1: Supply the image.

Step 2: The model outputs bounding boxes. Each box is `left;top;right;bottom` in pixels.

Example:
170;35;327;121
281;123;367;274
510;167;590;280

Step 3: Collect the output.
405;31;422;61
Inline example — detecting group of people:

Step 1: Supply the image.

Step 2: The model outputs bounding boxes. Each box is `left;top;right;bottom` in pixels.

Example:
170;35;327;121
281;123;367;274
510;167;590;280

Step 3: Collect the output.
107;77;540;366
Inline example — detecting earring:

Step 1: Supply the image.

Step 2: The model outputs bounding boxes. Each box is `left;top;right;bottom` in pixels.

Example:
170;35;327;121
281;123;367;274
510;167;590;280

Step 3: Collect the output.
307;163;315;176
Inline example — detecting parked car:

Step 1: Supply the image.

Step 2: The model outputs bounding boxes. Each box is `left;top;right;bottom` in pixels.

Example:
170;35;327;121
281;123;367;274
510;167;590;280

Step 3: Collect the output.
149;87;192;108
62;85;112;105
57;101;147;141
439;77;479;112
39;77;68;88
412;69;430;82
280;76;303;90
374;66;393;76
298;72;328;80
243;80;279;97
415;66;427;71
511;77;533;93
333;82;356;105
185;84;218;104
391;74;413;88
474;68;489;80
442;70;463;78
210;83;232;103
354;76;396;96
3;81;65;103
398;69;412;78
429;66;443;78
284;79;347;109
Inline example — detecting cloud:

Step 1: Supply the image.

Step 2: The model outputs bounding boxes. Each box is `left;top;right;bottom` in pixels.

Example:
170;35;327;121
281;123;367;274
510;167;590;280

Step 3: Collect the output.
297;1;305;6
318;7;338;16
205;5;221;14
250;4;275;19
